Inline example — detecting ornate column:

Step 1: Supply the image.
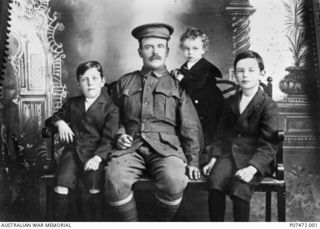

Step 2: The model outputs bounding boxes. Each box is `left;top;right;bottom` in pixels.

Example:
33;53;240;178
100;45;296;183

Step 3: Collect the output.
226;0;256;56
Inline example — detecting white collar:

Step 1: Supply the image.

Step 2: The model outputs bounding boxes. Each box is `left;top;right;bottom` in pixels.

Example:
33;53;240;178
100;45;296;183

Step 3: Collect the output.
186;59;200;70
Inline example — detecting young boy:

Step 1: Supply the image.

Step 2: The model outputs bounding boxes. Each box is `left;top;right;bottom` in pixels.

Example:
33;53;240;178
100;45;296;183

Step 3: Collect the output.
202;50;279;221
45;61;119;221
172;27;224;146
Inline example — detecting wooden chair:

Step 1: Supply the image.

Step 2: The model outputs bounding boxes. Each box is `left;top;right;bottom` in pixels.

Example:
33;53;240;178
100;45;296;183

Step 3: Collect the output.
39;77;285;221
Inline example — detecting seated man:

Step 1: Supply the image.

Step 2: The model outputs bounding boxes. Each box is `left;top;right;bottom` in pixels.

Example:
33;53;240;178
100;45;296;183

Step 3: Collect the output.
104;23;204;221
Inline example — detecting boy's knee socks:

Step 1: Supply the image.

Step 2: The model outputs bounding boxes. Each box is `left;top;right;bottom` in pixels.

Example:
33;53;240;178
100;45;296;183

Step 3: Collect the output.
53;192;69;221
232;196;250;221
208;189;226;221
90;192;104;221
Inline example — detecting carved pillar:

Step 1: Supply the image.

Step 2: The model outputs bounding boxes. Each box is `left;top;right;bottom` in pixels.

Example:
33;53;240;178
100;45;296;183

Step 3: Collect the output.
226;0;256;56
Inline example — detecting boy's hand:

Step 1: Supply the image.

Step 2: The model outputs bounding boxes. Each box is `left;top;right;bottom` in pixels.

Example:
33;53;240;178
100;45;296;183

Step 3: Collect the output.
235;165;257;183
84;155;102;171
117;134;133;150
202;157;217;176
186;165;201;180
171;69;184;81
55;120;74;143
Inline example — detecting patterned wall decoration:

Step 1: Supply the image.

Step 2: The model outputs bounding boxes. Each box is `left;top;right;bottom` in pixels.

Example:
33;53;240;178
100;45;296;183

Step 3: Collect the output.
0;0;67;209
8;0;66;132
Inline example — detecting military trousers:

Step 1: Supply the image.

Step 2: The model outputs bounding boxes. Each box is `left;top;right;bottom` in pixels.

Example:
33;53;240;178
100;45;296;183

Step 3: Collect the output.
104;143;188;203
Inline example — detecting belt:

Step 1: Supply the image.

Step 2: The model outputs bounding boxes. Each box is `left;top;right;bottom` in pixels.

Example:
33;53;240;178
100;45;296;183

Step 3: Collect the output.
126;122;177;135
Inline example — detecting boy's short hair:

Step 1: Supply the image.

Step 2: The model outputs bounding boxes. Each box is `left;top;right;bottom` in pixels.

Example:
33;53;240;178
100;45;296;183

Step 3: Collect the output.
234;50;265;71
76;61;103;81
179;27;210;52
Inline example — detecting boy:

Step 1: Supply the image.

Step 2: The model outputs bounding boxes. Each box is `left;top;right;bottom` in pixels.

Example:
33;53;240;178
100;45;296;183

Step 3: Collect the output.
172;27;224;145
202;50;279;221
45;61;119;221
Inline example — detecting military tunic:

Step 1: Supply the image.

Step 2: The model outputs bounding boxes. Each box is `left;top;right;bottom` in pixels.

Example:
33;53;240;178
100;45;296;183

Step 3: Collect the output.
105;66;204;202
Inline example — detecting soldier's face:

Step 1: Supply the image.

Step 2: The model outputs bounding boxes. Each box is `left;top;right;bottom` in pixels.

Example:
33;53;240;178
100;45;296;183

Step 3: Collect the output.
139;37;169;70
78;68;105;99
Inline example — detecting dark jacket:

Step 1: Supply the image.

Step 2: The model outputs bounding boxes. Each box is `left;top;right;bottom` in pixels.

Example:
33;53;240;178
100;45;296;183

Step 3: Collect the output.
208;88;279;176
111;66;204;167
179;58;224;145
45;88;119;162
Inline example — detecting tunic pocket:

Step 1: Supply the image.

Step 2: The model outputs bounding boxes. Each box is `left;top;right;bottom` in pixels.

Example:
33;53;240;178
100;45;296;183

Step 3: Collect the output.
154;87;180;121
159;132;181;150
120;88;142;119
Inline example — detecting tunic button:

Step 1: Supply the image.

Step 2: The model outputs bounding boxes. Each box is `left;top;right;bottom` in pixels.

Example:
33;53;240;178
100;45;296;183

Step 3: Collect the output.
194;100;199;104
144;101;149;105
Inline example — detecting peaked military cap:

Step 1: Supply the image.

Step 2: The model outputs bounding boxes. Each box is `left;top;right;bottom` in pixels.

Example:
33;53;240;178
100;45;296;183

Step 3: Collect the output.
131;23;174;40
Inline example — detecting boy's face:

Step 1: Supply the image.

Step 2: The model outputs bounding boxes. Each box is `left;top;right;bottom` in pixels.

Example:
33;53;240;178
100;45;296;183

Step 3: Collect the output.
181;37;205;63
78;68;105;99
235;58;262;90
138;37;169;70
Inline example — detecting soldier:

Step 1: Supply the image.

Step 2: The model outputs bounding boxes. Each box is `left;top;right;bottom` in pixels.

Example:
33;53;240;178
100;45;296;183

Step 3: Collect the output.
104;23;204;221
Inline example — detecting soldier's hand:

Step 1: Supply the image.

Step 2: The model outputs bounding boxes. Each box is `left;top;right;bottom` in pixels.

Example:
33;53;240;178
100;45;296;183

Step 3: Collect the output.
235;165;257;183
187;165;201;180
202;157;217;176
55;120;74;143
84;155;102;171
117;134;133;150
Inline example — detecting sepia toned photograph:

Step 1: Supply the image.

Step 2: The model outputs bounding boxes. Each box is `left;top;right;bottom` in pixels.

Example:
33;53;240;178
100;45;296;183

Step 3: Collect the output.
0;0;320;223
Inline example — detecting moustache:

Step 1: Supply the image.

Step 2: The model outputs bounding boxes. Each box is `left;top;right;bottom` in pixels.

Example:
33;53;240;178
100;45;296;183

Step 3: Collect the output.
149;55;162;61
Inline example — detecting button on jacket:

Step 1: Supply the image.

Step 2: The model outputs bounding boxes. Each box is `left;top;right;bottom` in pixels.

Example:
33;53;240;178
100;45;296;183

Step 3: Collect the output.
111;66;204;167
207;88;279;176
45;88;119;163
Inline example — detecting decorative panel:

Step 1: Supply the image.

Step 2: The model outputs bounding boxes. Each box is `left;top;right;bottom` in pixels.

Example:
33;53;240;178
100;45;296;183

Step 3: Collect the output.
8;0;67;134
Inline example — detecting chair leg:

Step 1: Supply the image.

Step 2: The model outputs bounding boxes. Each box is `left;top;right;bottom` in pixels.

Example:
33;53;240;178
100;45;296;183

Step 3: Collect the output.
265;191;271;222
277;187;286;222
